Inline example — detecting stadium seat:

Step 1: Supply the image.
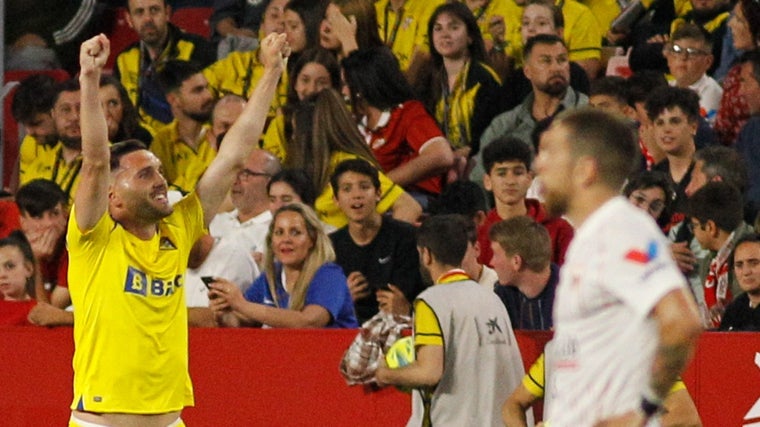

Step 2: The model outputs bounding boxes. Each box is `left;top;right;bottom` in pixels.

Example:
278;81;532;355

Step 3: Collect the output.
2;69;70;191
104;8;139;72
171;7;214;39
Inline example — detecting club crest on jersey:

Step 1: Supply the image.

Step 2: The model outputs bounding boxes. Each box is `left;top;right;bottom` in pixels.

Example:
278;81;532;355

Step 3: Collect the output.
624;240;658;264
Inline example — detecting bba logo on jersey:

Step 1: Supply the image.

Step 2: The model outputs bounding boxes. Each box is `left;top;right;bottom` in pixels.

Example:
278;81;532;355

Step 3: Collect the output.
624;240;658;264
124;266;182;297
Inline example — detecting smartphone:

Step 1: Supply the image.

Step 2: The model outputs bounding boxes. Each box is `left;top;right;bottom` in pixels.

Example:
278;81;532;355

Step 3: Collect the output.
200;276;215;289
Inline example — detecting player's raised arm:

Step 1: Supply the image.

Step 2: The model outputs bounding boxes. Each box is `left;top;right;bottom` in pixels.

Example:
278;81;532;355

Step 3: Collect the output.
196;33;289;227
76;34;111;231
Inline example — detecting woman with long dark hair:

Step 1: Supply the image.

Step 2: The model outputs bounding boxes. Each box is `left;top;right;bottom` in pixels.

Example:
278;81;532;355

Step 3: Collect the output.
412;2;503;178
286;88;422;228
342;46;455;208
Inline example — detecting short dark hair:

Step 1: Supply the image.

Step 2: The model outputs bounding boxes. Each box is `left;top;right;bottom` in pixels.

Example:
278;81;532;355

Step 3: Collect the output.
626;71;668;107
729;233;760;269
15;179;68;216
482;136;533;174
268;168;317;206
110;139;148;171
489;216;551;272
694;145;748;195
157;60;203;94
417;214;469;267
645;86;701;122
739;50;760;86
671;22;712;50
523;33;566;61
127;0;168;12
11;74;58;124
589;76;629;106
685;181;743;233
428;181;487;218
554;107;639;189
52;79;81;106
622;170;675;227
329;158;381;195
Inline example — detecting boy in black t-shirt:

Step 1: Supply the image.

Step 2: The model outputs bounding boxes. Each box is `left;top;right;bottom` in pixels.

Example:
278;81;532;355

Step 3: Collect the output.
329;159;423;323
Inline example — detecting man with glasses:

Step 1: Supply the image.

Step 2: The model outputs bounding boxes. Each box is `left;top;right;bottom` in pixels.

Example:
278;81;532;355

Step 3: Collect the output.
664;23;723;125
182;149;280;326
208;149;282;270
21;79;83;204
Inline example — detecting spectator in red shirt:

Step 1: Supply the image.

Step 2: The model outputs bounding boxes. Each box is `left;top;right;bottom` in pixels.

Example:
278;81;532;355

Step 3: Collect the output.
0;231;38;326
13;180;73;326
477;136;574;266
342;47;455;209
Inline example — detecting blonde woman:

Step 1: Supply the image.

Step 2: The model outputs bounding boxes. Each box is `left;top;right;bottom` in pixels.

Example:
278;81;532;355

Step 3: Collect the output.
210;203;358;328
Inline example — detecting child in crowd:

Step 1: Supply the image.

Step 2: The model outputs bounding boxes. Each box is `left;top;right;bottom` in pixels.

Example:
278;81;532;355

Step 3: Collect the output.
477;136;574;267
329;158;423;323
0;232;38;326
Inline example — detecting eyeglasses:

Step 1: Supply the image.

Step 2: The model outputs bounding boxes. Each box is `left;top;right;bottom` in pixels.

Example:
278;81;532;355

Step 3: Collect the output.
663;43;710;60
237;169;271;180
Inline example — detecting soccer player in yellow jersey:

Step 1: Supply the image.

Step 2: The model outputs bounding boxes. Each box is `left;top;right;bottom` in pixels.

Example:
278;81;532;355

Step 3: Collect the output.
68;32;289;427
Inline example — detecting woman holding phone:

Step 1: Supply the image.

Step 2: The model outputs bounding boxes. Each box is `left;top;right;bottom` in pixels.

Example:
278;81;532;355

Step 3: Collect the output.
209;203;358;328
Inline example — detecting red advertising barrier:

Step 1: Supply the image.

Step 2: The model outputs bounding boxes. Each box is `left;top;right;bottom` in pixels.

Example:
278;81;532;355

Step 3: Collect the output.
0;327;757;426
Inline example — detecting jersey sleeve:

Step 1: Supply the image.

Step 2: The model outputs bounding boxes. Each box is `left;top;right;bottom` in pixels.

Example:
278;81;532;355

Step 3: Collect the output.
261;115;287;162
173;191;207;245
376;170;404;215
413;299;443;347
244;273;269;304
303;264;351;322
601;223;686;317
565;3;602;62
403;102;445;154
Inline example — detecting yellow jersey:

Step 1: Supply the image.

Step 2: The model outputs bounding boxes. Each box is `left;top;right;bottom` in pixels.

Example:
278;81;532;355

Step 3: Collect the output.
67;193;205;413
150;121;216;194
507;0;602;67
18;135;60;187
20;142;82;205
202;49;289;122
375;0;446;71
523;351;688;398
261;114;288;162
